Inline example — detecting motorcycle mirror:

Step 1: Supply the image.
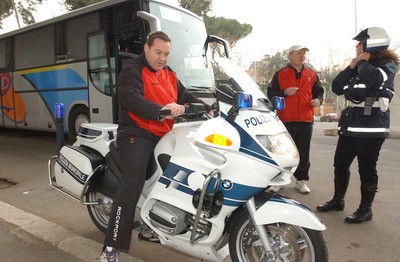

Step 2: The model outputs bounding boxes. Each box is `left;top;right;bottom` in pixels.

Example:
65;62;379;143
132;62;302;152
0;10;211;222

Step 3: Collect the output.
227;92;253;122
271;96;285;111
216;84;235;105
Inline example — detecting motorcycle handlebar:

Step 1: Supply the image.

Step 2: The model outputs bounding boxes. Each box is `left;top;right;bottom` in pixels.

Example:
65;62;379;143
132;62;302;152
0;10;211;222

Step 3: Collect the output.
159;109;172;119
159;103;207;120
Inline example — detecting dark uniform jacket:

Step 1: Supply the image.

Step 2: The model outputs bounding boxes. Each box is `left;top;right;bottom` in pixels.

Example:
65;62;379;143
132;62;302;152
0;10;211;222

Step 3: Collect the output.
332;57;396;138
117;54;211;141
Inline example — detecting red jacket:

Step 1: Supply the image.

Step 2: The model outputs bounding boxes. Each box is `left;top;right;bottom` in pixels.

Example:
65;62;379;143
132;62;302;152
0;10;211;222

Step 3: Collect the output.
117;54;210;140
267;65;324;122
127;66;177;137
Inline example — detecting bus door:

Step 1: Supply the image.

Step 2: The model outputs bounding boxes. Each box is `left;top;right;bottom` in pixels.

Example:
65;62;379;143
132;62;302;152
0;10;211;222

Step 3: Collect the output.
87;31;114;124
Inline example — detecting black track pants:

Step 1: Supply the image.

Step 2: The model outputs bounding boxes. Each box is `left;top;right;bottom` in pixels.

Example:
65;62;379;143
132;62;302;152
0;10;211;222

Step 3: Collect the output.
284;122;313;181
104;132;158;250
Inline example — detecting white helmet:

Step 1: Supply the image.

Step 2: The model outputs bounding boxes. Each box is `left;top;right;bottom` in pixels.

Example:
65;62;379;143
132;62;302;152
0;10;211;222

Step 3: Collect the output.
353;27;390;52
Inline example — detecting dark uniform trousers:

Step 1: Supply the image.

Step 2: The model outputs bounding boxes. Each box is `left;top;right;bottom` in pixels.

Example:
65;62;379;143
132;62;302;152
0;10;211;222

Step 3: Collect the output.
334;135;385;185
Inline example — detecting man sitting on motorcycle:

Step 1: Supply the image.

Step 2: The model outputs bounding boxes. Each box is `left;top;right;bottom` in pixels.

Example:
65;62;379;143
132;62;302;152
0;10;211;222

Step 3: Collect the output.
100;31;213;262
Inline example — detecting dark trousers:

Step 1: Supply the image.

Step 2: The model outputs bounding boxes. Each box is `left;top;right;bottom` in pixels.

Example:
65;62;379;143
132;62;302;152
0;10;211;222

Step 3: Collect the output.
334;136;385;185
104;132;158;250
284;122;313;181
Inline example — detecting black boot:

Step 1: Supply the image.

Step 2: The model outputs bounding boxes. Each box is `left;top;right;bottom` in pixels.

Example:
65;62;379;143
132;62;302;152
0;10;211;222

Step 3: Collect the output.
345;184;377;223
316;198;344;211
317;174;349;212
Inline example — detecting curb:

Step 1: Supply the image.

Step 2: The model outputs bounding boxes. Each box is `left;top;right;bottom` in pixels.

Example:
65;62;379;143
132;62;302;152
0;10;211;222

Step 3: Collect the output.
0;200;144;262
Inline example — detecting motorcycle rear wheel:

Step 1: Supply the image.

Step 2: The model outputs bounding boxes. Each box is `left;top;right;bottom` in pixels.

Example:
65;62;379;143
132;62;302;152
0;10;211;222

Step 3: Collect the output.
229;212;328;262
86;184;112;234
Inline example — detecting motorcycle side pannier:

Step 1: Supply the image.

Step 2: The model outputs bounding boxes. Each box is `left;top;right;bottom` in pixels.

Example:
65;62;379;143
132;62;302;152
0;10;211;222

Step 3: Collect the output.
54;145;104;198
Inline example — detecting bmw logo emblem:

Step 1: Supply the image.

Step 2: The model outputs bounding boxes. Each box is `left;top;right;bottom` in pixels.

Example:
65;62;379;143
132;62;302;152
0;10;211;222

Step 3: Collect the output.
222;179;233;190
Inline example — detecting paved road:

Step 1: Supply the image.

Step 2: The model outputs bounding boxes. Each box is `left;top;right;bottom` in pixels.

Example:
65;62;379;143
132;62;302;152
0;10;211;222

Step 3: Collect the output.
0;122;399;261
0;217;82;262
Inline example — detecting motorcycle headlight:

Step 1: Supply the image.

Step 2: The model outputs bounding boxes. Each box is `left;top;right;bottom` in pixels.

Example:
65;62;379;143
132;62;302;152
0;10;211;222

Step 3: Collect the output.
256;132;299;159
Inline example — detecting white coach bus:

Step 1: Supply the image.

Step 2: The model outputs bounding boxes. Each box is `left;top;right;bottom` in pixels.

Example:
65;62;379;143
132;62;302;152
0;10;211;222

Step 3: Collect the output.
0;0;220;139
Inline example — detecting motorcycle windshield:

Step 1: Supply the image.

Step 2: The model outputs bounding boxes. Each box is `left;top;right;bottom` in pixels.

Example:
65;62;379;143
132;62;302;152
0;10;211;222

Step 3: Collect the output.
211;57;271;111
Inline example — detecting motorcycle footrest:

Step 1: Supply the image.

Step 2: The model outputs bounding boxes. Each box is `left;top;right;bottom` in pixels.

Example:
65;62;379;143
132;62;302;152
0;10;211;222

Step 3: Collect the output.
138;232;160;243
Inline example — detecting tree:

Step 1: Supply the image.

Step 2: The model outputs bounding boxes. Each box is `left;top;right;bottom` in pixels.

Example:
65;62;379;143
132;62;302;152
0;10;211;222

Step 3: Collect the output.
204;16;252;48
251;49;321;85
250;51;288;85
63;0;104;11
178;0;252;50
178;0;212;17
319;65;346;110
0;0;43;29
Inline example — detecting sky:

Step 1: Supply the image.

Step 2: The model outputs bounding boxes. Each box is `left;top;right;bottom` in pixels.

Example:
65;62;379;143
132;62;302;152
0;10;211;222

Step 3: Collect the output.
209;0;400;69
1;0;399;69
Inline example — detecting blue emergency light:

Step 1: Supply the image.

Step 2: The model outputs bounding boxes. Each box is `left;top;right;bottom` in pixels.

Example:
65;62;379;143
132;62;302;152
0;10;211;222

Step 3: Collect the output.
236;92;253;109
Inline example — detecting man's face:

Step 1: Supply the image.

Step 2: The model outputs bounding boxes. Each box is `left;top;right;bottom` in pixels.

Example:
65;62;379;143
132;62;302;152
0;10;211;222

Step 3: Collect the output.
288;49;307;67
144;38;171;71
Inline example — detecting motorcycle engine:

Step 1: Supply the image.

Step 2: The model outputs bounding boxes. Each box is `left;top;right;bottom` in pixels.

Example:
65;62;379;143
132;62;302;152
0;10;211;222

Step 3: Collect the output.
149;201;189;235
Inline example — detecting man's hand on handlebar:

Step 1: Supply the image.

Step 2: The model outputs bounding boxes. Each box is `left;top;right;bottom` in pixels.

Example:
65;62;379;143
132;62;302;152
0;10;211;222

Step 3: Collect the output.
160;103;186;119
159;102;214;121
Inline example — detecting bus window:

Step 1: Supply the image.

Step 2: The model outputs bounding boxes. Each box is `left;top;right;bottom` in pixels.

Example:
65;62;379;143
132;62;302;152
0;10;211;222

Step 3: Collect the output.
15;25;54;70
148;2;215;93
55;23;67;62
66;13;100;61
88;32;112;95
0;39;11;69
114;2;137;27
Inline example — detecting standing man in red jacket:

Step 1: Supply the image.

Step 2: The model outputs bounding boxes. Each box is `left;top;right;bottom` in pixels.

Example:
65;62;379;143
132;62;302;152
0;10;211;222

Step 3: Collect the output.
267;45;324;194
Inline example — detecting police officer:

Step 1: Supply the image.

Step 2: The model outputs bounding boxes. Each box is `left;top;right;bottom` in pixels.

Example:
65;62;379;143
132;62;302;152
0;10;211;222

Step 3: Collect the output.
316;27;399;223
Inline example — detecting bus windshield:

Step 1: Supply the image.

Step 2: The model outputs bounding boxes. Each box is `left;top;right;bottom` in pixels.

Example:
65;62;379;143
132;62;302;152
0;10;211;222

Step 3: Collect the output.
149;2;215;91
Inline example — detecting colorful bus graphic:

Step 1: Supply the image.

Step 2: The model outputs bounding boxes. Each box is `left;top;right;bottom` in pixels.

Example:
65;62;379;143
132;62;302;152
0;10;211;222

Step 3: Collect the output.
0;72;26;123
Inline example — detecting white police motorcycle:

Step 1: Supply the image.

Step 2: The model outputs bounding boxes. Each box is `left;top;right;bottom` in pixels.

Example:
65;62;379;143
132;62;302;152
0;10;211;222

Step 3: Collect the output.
48;57;328;261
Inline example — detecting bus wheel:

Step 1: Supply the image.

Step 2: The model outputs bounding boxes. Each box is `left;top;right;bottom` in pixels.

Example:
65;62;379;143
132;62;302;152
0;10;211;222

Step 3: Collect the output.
68;105;89;141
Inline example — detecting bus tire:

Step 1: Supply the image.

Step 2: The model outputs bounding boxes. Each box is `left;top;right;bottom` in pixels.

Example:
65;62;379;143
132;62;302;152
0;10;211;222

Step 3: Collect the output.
68;105;89;141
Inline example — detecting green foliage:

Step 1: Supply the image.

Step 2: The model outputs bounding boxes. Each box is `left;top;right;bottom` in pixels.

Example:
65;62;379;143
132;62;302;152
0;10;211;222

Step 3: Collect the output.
255;52;288;84
178;0;252;49
319;65;343;100
18;2;36;25
178;0;212;17
0;1;13;28
64;0;104;11
204;16;252;48
0;0;43;29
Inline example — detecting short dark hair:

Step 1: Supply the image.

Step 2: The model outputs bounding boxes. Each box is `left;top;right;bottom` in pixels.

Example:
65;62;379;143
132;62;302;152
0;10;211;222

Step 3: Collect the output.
146;31;171;47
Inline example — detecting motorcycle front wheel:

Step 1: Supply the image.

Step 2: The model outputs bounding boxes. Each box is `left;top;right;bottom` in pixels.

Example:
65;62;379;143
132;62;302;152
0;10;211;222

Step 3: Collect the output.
229;212;328;262
86;184;112;234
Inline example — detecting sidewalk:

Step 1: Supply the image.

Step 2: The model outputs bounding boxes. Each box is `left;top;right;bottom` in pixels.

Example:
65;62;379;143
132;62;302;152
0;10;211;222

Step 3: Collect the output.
0;200;144;262
0;217;81;262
